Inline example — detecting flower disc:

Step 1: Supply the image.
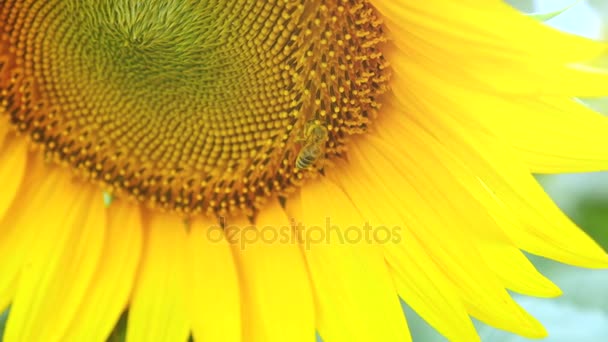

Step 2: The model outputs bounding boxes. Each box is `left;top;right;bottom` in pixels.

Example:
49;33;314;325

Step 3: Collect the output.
0;0;389;217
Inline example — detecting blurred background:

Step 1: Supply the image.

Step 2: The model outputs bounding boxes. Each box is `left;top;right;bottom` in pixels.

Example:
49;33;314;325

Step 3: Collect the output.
406;1;608;341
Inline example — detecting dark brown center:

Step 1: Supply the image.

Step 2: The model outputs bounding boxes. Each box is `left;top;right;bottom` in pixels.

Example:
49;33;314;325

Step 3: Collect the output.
0;0;389;218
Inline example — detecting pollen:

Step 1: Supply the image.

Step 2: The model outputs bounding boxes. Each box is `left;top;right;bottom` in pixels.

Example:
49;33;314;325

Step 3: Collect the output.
0;0;389;218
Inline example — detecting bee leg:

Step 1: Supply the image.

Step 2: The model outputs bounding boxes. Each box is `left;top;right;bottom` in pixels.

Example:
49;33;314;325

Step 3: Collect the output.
295;122;312;142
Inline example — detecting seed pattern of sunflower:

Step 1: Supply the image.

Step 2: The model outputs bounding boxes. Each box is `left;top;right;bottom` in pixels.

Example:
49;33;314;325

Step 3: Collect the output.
1;1;608;341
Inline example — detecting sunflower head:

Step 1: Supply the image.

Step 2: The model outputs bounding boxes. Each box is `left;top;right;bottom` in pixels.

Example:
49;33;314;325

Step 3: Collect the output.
2;1;608;342
0;0;389;219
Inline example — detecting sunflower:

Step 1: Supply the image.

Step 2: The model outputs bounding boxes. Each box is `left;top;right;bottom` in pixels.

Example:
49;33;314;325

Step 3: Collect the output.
1;1;608;341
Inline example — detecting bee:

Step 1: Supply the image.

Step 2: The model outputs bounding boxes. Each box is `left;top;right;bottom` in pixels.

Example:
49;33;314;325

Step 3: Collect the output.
295;121;328;170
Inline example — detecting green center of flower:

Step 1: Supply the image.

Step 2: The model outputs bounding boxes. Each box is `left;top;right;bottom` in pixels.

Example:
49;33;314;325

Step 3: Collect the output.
0;0;388;218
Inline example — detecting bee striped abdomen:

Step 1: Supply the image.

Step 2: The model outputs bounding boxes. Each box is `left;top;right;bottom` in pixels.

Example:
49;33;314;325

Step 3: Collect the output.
295;122;328;170
296;144;323;170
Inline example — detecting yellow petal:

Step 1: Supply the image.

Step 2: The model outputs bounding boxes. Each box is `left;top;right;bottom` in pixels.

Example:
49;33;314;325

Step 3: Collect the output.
329;166;481;342
127;211;189;342
377;0;608;172
375;0;607;63
4;178;106;342
0;137;27;222
477;244;561;298
383;73;608;268
0;160;75;311
390;57;608;173
473;132;608;267
377;0;608;97
370;101;563;298
62;200;143;342
187;217;241;342
229;200;316;342
291;177;411;342
480;97;608;173
345;137;546;338
0;159;51;309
